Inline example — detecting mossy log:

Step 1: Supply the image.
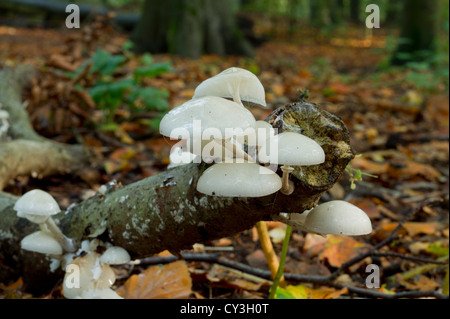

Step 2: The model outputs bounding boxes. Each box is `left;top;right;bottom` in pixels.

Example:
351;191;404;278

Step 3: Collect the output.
0;94;354;292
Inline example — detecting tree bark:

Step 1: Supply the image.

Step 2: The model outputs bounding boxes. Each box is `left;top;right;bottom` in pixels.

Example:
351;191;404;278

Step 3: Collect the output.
391;0;439;65
349;0;360;24
0;98;354;293
132;0;254;58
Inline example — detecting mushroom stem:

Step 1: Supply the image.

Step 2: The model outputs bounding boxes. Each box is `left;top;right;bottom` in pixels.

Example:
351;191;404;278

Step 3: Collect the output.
280;165;295;195
228;82;243;106
43;217;77;253
223;138;255;162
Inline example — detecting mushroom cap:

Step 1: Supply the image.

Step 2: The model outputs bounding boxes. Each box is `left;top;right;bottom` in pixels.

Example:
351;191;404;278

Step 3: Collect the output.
241;120;275;147
258;132;325;166
14;189;61;223
193;67;267;107
20;231;63;255
168;146;199;168
197;163;282;197
159;96;256;138
303;200;372;236
100;246;131;265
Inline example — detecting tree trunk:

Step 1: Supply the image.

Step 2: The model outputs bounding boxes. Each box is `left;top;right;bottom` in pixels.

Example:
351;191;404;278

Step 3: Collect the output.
132;0;253;58
349;0;360;24
391;0;439;65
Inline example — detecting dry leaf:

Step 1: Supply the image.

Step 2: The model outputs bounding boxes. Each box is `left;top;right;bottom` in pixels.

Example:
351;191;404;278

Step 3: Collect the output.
117;260;192;299
380;222;440;237
319;235;367;268
303;234;368;268
351;157;389;175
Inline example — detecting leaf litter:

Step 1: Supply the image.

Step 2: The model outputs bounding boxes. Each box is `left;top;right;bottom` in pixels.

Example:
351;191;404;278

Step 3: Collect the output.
0;15;448;299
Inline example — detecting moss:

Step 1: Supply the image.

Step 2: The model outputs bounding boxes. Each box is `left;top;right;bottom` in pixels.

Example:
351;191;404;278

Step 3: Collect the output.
268;101;354;189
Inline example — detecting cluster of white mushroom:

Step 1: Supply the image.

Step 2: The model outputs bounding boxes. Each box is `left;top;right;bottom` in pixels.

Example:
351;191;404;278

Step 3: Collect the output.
14;189;77;271
160;67;372;236
14;189;130;299
62;240;130;299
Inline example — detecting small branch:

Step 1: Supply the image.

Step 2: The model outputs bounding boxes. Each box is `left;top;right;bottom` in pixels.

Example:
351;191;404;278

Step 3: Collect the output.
371;252;449;265
134;252;449;299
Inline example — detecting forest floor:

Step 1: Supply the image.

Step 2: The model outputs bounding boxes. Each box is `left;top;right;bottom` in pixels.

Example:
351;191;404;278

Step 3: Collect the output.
0;17;448;299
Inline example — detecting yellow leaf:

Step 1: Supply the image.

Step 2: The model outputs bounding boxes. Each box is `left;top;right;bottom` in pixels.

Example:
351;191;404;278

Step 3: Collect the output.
277;284;347;299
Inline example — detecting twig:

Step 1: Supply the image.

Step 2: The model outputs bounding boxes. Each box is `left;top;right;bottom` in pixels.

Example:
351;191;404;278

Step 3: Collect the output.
130;199;449;299
133;252;448;299
371;252;449;265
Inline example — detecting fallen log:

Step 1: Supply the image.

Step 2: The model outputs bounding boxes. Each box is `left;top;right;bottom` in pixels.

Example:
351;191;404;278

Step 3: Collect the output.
0;93;354;293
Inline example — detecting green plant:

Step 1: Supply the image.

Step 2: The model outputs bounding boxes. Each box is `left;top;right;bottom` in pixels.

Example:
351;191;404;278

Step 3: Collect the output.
69;46;173;132
345;154;378;190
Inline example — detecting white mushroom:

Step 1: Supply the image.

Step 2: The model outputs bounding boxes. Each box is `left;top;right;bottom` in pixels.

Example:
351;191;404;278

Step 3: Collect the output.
302;201;372;236
100;246;131;265
258;132;325;195
20;230;63;256
14;189;76;252
168;146;199;168
244;120;276;160
196;163;282;197
63;252;121;299
160;96;256;162
192;67;267;108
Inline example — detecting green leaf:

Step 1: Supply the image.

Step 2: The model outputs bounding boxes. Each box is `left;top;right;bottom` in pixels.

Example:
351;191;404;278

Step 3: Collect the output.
134;62;173;80
140;53;154;66
426;241;449;258
128;87;170;111
122;40;134;51
99;122;119;131
89;50;127;76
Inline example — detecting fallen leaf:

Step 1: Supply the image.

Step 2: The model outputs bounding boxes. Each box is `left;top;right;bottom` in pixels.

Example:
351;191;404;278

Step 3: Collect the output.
380;222;440;237
403;222;440;237
275;284;347;299
303;234;368;268
319;235;367;268
117;260;192;299
351;157;389;175
389;161;442;181
396;274;440;291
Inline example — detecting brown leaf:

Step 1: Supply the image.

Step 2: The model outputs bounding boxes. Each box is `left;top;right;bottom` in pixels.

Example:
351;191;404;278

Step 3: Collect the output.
351;157;389;175
304;234;368;268
319;235;367;268
117;260;192;299
389;161;442;181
